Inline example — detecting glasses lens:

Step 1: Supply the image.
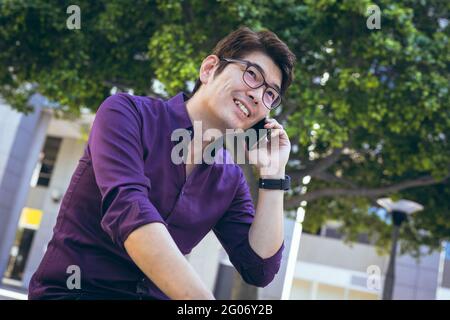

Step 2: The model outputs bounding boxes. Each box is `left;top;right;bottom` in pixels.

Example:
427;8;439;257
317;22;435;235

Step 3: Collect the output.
264;87;280;109
243;66;263;88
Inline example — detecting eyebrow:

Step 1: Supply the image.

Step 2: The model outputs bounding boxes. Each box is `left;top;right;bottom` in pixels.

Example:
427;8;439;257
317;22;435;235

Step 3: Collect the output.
251;62;282;93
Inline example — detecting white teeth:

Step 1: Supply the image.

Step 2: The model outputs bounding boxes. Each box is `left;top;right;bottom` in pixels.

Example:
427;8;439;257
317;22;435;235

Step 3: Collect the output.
234;99;249;117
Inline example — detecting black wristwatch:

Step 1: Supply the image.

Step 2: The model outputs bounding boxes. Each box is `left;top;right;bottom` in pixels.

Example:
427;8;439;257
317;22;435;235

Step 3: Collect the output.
259;175;291;191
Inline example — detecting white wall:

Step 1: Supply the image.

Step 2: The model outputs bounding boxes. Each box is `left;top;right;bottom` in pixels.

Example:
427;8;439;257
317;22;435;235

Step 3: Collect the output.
298;233;388;273
393;247;440;299
0;99;22;184
291;260;380;299
291;233;441;300
436;287;450;300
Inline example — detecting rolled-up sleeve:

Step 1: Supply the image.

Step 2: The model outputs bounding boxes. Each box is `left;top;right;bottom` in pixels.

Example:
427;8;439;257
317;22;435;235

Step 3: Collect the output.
89;93;167;250
213;169;284;287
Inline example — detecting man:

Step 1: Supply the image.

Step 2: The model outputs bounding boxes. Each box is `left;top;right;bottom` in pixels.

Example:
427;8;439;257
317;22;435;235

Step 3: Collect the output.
28;26;296;300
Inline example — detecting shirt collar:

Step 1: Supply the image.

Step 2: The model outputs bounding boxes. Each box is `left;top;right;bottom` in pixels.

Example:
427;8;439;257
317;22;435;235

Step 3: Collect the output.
166;92;193;132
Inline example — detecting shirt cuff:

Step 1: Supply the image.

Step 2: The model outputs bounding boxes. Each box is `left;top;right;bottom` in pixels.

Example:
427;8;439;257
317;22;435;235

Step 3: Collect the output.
231;237;284;287
102;198;168;251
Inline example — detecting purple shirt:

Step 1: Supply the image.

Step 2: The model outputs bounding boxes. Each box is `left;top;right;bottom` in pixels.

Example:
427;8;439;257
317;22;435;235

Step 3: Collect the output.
28;92;283;300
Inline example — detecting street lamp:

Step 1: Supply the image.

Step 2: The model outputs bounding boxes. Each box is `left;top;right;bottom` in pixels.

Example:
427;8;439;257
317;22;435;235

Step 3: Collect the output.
376;198;424;300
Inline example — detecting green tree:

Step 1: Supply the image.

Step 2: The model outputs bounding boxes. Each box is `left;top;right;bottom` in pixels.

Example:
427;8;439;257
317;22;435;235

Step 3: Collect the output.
1;0;449;298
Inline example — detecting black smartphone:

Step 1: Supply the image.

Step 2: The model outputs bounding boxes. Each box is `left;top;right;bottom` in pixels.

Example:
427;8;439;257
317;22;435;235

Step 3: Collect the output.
245;117;271;150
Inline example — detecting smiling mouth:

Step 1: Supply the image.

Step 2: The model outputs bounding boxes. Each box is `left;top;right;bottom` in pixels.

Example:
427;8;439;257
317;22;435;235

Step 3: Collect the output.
233;98;250;117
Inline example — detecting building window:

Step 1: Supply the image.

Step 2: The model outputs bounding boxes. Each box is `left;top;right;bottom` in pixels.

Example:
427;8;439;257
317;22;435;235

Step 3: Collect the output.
324;226;344;240
31;136;62;187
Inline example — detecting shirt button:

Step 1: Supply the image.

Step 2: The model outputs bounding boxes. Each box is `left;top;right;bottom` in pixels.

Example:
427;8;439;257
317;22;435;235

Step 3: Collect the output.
136;278;147;294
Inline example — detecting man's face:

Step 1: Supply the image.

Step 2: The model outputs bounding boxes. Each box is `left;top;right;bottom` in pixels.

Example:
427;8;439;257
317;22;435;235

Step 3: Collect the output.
201;51;282;131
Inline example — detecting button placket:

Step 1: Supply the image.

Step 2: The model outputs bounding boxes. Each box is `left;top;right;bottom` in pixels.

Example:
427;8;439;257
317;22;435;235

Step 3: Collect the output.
136;277;147;298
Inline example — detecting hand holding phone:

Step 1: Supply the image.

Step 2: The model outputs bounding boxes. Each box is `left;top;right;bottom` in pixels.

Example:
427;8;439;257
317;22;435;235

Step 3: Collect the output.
245;117;271;151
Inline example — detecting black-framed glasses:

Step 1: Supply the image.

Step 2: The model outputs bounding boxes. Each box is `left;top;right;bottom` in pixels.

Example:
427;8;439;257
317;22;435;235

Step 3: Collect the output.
220;57;282;110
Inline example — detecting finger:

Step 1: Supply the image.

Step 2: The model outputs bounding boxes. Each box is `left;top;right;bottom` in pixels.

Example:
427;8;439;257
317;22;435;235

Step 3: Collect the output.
265;122;283;130
263;118;277;125
269;127;289;140
269;128;282;139
264;119;279;126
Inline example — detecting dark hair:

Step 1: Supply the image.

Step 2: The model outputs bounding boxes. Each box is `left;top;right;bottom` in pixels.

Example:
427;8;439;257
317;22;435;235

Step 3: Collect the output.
190;26;296;97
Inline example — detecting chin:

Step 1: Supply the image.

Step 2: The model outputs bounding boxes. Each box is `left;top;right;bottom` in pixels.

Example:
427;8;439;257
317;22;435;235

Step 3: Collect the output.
218;102;248;131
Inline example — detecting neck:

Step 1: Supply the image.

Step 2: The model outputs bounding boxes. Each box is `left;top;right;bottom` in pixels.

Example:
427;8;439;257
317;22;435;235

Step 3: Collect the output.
186;92;225;152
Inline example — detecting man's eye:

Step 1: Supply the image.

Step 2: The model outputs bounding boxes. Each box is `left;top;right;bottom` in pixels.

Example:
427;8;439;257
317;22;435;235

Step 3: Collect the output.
248;70;257;79
266;90;277;99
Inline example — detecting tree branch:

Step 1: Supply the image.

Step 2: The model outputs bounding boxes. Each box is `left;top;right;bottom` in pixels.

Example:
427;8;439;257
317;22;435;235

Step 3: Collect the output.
293;140;351;181
181;0;194;23
285;174;450;208
313;171;359;188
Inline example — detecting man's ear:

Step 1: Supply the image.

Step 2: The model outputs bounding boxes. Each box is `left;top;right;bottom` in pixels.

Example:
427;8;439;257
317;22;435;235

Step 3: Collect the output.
199;55;220;85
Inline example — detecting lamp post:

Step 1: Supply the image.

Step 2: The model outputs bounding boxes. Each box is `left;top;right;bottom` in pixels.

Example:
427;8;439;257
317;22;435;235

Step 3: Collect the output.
376;198;424;300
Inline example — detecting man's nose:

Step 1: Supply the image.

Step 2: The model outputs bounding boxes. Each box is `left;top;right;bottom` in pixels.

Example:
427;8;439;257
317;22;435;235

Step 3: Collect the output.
248;88;264;107
248;94;258;106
